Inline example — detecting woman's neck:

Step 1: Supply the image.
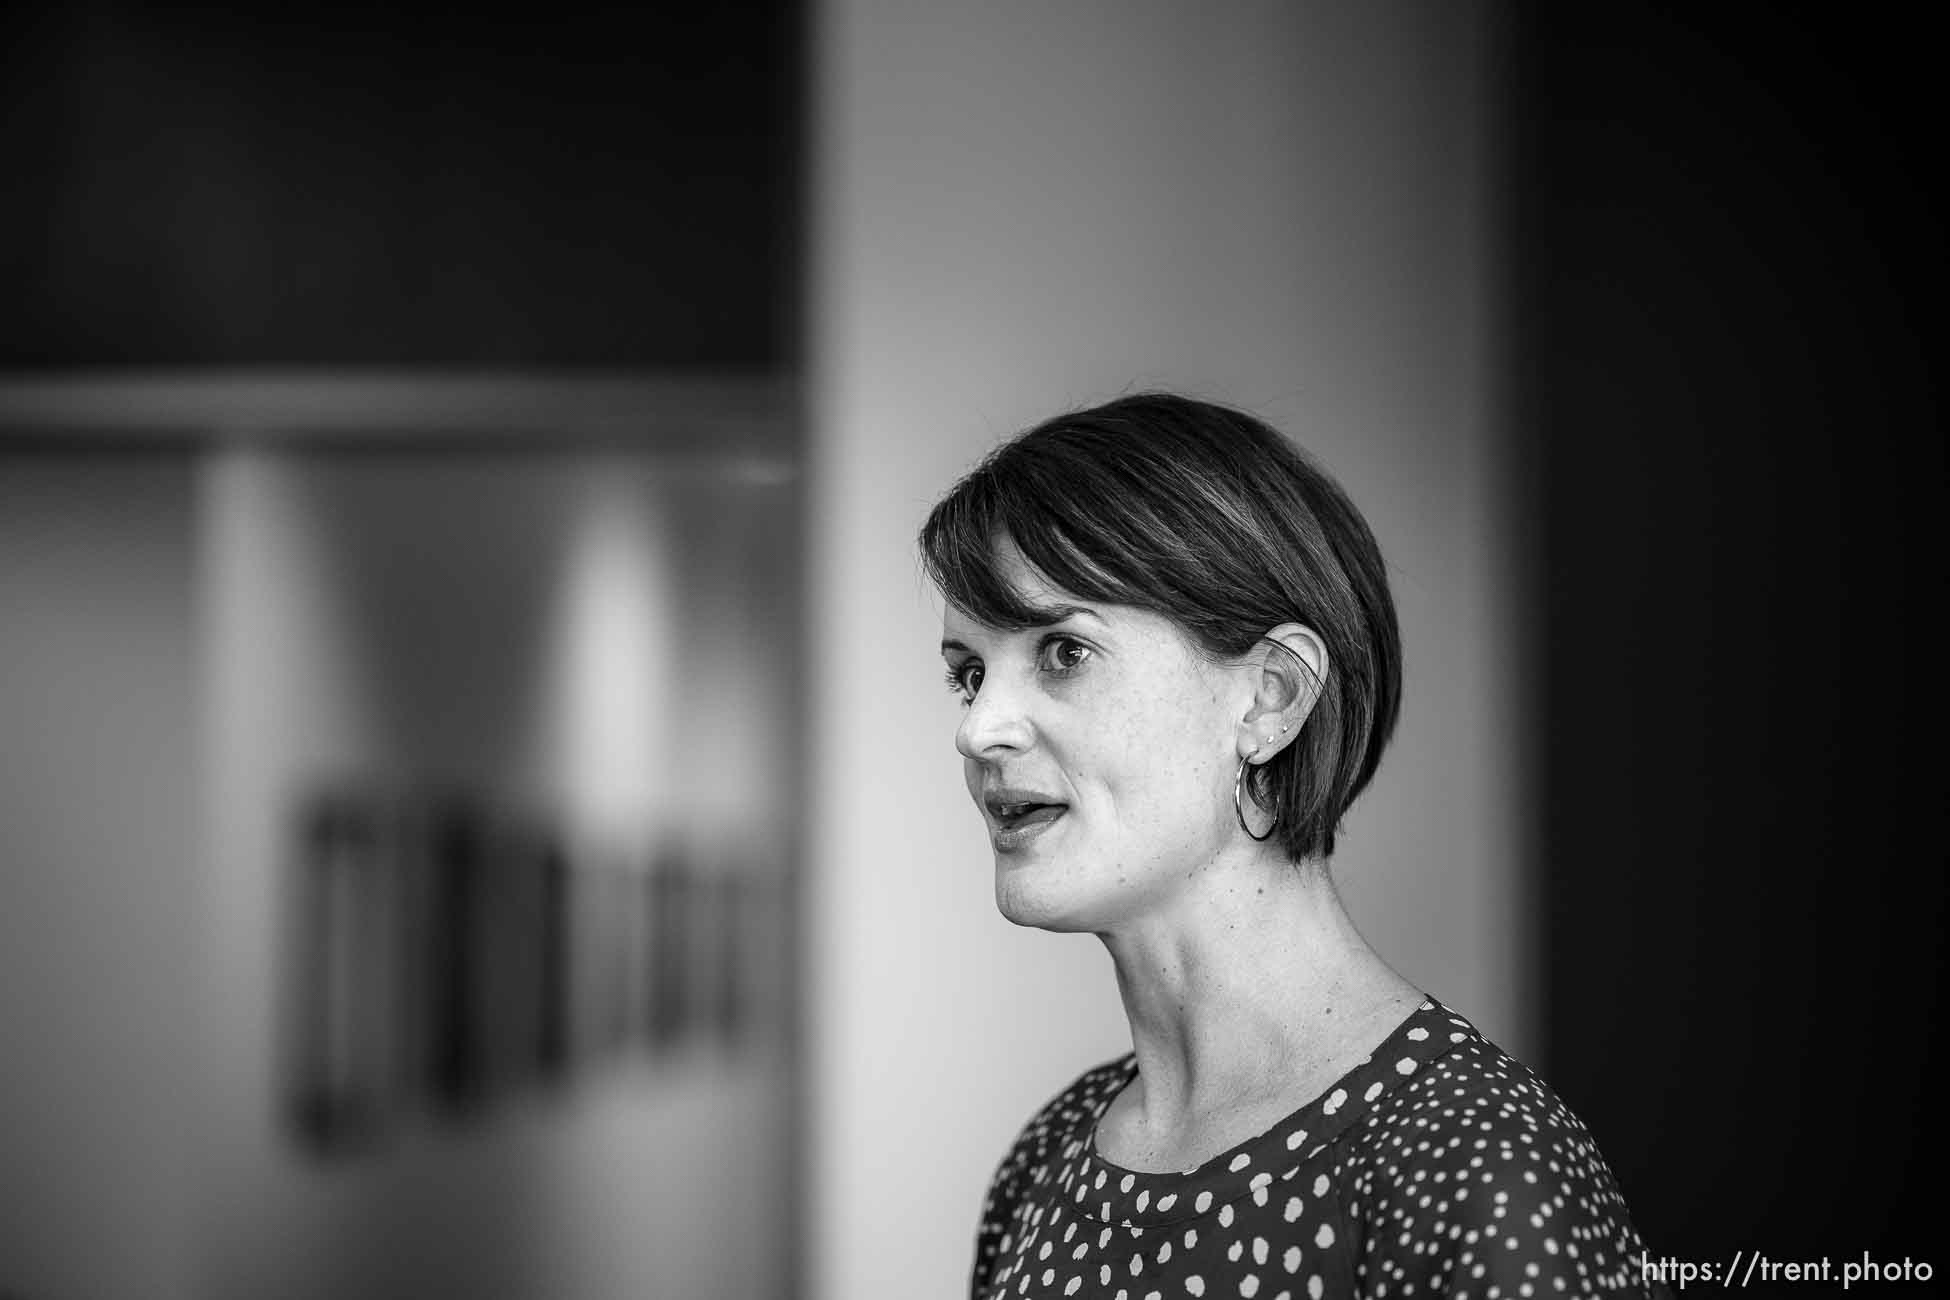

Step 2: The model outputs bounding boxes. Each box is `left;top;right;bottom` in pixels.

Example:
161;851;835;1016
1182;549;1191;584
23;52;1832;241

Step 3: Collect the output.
1095;849;1419;1165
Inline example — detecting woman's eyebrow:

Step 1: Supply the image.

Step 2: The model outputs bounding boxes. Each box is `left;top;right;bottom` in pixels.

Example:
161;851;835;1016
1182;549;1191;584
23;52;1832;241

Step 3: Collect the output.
941;603;1102;656
1023;602;1101;627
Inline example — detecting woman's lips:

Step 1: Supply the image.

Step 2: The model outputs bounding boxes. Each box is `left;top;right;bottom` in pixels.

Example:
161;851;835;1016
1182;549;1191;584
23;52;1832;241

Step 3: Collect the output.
990;802;1067;853
981;786;1069;853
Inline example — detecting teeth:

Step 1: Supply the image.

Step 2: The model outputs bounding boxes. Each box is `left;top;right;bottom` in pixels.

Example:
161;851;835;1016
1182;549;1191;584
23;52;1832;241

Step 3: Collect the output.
991;798;1064;819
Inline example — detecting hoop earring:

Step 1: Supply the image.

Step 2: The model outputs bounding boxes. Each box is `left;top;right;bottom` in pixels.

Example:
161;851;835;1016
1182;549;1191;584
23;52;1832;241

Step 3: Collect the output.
1233;754;1277;842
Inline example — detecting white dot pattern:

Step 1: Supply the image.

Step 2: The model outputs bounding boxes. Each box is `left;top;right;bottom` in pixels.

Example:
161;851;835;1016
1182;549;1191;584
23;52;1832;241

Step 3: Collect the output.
971;999;1667;1299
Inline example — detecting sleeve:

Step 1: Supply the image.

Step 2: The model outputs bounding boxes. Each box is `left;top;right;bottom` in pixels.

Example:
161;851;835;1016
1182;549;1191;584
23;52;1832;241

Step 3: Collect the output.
1346;1065;1671;1298
969;1149;1023;1298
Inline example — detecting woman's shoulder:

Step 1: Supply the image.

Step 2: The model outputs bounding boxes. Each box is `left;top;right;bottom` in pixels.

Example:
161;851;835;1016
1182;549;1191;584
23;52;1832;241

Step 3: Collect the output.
1338;1002;1662;1294
1347;1005;1620;1170
984;1052;1137;1188
1011;1052;1140;1152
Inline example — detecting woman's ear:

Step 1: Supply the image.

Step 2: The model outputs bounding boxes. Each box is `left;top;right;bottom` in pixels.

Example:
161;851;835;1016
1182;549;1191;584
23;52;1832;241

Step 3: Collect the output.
1236;623;1327;762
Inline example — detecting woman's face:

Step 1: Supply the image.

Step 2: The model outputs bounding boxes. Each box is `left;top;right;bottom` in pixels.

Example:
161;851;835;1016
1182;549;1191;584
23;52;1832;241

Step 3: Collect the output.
940;543;1251;932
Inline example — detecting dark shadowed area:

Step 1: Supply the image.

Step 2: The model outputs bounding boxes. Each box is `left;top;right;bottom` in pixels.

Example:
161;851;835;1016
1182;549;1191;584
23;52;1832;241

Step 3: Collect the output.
0;2;801;367
1514;2;1943;1262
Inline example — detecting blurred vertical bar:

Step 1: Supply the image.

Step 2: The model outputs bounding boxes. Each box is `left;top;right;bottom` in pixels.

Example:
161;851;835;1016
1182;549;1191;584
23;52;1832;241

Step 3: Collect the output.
0;447;202;1300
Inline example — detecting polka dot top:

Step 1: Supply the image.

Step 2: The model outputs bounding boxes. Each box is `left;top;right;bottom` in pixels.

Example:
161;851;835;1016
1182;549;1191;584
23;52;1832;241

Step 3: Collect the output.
972;998;1669;1300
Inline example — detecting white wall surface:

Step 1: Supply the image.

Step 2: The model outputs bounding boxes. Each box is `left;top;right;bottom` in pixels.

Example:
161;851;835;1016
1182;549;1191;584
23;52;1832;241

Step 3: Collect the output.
807;3;1514;1296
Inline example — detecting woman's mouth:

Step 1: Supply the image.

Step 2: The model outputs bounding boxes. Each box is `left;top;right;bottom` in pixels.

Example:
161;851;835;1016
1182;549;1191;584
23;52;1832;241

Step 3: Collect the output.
984;789;1069;853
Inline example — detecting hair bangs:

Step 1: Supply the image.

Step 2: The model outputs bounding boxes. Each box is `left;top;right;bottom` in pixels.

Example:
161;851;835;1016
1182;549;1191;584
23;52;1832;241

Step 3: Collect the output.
921;452;1148;630
921;464;1040;628
1001;507;1150;618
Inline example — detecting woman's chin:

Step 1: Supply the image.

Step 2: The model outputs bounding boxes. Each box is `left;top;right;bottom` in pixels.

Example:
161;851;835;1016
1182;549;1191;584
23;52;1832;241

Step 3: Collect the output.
993;870;1103;934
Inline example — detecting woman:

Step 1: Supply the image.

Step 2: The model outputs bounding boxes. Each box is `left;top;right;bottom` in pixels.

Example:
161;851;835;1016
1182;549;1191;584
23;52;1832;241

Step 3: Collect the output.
922;394;1664;1299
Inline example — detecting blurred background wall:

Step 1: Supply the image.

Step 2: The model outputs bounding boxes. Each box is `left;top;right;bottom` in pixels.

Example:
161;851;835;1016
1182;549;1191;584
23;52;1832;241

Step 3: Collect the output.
2;389;803;1300
194;437;800;1300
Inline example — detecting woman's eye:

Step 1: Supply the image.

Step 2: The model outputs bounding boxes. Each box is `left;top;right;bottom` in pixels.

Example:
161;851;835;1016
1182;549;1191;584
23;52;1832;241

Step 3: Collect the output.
944;661;984;701
1038;636;1092;675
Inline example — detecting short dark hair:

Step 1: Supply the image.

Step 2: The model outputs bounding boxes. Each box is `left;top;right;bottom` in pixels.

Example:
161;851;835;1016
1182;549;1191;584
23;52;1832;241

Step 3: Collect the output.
919;392;1401;861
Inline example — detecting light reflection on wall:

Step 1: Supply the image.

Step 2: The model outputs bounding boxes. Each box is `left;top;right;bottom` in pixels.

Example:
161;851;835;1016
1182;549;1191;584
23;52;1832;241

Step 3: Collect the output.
540;462;674;851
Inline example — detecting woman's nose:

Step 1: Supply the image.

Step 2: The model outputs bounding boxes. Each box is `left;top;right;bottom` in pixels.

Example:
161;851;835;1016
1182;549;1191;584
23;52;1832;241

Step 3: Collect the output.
955;678;1033;760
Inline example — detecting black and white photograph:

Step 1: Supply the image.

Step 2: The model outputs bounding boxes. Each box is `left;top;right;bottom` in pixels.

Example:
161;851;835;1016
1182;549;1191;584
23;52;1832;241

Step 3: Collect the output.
2;4;1938;1298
